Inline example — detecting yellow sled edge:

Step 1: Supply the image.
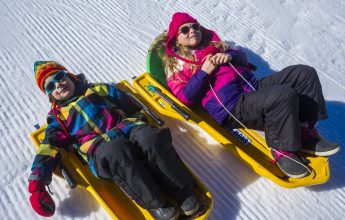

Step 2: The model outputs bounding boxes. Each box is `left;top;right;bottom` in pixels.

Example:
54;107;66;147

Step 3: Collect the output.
132;72;331;188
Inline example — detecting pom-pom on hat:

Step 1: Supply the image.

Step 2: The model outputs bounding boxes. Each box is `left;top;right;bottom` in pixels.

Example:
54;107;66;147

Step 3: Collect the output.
34;61;68;93
165;12;220;65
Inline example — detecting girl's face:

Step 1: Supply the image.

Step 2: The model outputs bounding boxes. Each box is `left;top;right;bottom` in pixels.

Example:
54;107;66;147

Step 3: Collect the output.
44;72;75;101
176;22;202;48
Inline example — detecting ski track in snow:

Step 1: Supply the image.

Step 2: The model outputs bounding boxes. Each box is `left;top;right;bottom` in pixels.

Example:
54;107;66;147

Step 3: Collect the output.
0;0;344;219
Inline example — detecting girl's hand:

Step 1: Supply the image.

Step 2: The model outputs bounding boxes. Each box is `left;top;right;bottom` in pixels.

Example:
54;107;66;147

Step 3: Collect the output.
201;55;218;74
210;53;232;65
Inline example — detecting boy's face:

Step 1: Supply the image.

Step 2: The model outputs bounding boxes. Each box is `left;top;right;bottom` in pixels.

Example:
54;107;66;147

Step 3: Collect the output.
44;73;75;101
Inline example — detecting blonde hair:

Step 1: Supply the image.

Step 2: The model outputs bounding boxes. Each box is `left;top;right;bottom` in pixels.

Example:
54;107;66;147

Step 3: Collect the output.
149;31;230;77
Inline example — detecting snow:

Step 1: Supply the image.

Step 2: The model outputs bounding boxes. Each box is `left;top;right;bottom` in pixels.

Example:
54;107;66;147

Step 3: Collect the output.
0;0;344;219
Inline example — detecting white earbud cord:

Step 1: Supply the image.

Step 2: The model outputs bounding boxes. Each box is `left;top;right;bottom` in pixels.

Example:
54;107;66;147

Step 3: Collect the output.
208;62;311;175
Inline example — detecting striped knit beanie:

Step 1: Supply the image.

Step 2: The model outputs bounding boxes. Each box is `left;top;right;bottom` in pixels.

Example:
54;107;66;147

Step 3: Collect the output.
34;61;68;93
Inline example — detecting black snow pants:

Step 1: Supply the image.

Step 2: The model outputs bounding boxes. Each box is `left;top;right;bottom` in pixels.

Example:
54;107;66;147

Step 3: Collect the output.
93;125;194;209
227;64;328;151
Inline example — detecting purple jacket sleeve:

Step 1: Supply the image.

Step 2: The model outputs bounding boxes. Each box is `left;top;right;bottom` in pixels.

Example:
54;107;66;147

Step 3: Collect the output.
182;70;209;105
226;48;249;67
167;70;209;107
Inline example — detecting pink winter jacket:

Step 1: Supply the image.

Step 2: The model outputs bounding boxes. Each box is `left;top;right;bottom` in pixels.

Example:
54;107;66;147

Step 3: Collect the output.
167;45;258;125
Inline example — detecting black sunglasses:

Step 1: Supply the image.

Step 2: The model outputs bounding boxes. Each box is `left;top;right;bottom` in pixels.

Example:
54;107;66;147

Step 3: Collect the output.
179;23;200;35
45;71;68;94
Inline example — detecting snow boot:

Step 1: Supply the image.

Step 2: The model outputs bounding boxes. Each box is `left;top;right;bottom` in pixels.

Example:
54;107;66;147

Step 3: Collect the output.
301;123;340;156
149;204;179;220
271;149;309;178
180;193;200;216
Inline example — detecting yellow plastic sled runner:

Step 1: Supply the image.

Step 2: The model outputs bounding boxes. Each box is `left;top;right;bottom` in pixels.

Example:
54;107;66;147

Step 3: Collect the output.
131;49;331;188
30;81;213;220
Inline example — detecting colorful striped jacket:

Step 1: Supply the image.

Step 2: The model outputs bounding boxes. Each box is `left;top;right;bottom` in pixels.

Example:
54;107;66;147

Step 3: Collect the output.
29;80;146;183
167;46;259;125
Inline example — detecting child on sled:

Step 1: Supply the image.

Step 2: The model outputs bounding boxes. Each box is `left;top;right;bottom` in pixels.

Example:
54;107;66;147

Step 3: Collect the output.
28;61;201;220
152;12;340;179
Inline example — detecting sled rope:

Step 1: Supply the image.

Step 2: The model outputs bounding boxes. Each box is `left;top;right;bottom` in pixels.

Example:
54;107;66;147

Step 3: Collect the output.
46;185;54;195
208;82;248;129
228;62;257;92
208;63;312;175
52;102;70;137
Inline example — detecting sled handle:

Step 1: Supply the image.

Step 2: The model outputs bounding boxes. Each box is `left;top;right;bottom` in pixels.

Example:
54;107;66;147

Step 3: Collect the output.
60;165;77;189
126;92;164;126
147;85;190;120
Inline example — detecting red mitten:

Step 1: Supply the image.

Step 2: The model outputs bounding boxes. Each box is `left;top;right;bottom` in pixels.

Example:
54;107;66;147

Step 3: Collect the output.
28;180;55;217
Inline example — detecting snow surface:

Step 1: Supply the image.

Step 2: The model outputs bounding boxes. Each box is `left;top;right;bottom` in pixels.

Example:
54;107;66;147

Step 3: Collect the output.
0;0;344;219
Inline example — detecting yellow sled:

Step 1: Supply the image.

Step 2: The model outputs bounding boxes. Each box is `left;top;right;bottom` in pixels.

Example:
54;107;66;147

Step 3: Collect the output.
131;49;331;188
30;81;213;220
